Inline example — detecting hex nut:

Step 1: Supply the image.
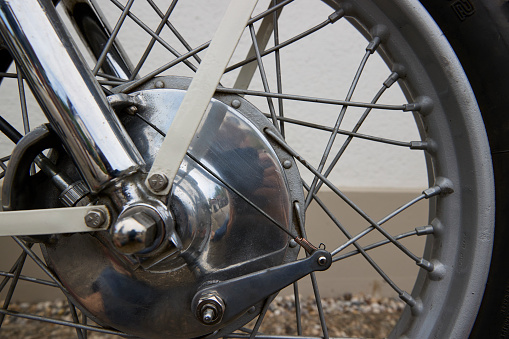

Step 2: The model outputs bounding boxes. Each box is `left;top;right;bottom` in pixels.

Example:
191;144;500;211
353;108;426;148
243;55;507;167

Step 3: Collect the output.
196;293;225;325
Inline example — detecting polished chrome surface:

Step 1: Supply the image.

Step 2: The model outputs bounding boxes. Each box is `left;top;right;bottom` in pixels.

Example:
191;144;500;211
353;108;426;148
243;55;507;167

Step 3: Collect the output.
111;206;165;255
0;0;144;192
43;80;303;339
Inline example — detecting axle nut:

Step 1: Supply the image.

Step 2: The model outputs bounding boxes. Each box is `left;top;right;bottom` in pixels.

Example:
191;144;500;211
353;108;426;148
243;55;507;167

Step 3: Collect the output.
196;293;225;325
112;210;161;254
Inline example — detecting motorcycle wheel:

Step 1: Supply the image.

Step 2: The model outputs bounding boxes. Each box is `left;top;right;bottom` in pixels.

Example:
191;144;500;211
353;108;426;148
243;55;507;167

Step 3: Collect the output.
0;0;498;338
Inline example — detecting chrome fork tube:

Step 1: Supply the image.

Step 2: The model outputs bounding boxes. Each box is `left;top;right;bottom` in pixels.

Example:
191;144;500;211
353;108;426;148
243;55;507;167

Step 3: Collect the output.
0;0;144;192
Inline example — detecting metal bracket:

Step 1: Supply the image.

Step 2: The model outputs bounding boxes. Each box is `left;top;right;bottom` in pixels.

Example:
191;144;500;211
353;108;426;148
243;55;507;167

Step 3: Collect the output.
0;205;110;236
145;0;258;195
191;249;332;325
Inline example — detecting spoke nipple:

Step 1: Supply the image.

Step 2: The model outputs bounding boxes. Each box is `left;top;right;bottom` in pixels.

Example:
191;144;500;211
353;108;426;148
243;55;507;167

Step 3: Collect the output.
85;209;106;228
399;291;416;308
403;103;421;112
423;178;454;198
422;186;442;199
410;141;429;150
383;72;400;88
415;225;434;236
283;160;292;169
417;258;434;272
148;173;169;192
231;99;241;109
366;36;382;54
328;8;345;23
155;80;165;88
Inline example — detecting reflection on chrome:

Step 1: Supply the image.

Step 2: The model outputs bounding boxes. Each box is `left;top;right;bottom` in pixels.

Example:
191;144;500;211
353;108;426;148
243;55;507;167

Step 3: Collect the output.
43;80;303;339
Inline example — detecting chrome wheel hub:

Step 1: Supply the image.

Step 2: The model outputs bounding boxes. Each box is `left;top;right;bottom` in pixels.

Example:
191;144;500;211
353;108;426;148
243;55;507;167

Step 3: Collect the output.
36;77;305;338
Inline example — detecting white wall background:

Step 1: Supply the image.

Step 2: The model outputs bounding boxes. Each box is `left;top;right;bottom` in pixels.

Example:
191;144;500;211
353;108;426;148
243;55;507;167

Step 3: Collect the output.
0;0;428;190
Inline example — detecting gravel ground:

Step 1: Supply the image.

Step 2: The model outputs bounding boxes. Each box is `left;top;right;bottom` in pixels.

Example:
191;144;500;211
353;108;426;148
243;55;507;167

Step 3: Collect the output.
0;294;403;338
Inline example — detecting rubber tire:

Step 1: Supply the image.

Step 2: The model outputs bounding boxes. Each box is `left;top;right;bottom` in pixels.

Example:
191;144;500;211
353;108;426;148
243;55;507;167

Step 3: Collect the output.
421;1;509;337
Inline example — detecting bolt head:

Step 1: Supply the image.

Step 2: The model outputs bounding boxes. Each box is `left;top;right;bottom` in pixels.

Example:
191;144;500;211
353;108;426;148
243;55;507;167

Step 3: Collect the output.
148;173;169;192
155;80;165;88
85;209;106;228
283;160;292;169
112;211;159;254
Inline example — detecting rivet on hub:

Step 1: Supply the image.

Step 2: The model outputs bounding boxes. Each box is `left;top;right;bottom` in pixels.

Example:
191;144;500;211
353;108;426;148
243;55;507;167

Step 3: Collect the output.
231;99;241;109
283;160;292;169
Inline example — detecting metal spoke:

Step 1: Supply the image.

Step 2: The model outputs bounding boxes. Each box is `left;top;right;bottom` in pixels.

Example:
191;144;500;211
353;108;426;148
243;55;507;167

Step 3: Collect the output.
305;38;380;209
300;187;417;307
226;336;323;339
118;41;209;93
0;72;17;79
215;87;410;111
333;229;422;262
330;192;429;257
226;9;345;74
0;243;33;294
146;0;202;64
265;129;434;272
249;296;275;339
97;72;127;82
16;65;29;135
92;0;135;75
0;249;28;327
234;1;282;91
273;1;285;137
248;0;294;25
68;300;85;339
109;0;197;75
0;308;131;336
262;114;419;148
82;314;88;339
0;155;8;179
293;282;302;335
129;0;180;80
0;271;58;288
306;72;400;207
293;203;329;339
248;24;278;129
12;237;68;292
